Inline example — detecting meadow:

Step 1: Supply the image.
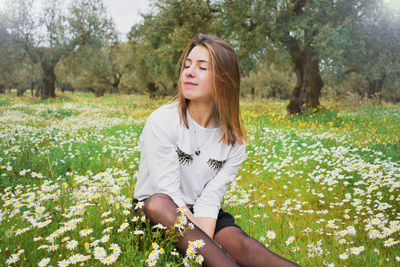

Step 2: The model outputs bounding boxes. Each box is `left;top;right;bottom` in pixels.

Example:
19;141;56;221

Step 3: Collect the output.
0;92;399;266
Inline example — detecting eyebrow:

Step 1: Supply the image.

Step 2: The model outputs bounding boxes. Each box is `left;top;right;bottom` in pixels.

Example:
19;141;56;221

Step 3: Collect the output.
185;58;209;64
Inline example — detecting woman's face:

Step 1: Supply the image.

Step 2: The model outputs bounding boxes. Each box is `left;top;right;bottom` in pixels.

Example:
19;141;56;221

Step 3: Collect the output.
181;45;213;104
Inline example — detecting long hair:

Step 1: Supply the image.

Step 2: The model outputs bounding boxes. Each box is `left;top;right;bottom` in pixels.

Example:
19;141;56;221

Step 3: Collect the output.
175;33;247;146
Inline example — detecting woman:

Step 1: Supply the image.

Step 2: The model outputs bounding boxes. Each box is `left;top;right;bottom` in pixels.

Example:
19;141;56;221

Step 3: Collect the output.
134;34;298;266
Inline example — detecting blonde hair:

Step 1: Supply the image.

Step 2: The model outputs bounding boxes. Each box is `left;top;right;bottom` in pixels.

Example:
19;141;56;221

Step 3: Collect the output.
175;33;247;146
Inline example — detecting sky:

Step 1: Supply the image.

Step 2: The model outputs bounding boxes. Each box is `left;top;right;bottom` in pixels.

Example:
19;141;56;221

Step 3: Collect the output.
0;0;151;40
102;0;151;40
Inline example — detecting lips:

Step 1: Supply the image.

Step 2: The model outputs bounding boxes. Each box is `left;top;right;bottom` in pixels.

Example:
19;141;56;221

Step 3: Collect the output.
184;81;197;86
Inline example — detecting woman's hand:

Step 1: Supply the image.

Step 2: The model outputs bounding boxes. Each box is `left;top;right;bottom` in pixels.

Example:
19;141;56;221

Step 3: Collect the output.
182;206;216;238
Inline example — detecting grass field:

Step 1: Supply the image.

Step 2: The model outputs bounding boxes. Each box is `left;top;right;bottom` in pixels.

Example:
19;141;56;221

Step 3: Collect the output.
0;92;399;266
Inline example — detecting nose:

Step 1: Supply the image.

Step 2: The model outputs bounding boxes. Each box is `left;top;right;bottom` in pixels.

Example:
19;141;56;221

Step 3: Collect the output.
185;65;195;77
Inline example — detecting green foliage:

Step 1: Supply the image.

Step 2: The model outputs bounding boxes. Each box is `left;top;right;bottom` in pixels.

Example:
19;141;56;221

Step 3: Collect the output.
242;62;295;99
1;0;117;98
1;0;400;104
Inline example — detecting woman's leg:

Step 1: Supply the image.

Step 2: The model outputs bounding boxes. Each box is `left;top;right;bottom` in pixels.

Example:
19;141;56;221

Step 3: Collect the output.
141;193;238;267
214;226;300;267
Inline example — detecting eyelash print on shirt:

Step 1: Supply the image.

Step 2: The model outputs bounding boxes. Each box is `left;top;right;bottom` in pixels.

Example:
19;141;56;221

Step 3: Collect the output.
176;146;193;165
207;158;226;172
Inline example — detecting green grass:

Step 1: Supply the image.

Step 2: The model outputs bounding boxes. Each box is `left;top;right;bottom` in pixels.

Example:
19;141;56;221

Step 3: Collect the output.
0;92;399;266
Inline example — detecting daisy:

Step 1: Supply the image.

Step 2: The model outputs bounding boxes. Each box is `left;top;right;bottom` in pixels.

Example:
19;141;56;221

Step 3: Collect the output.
94;246;107;259
79;228;93;237
38;257;51;267
176;207;186;213
6;254;19;265
123;210;130;215
192;239;205;248
185;247;196;259
118;222;129;233
347;226;357;235
196;255;204;264
350;247;361;255
171;249;179;256
339;253;348;260
57;259;69;267
337;230;347;237
61;236;70;242
68;254;81;264
368;229;379;239
285;236;295;246
84;242;90;252
177;215;187;225
153;223;167;230
66;240;78;250
100;255;117;265
101;211;111;218
384;238;396;247
102;227;113;233
35;206;46;214
266;230;276;240
38;244;48;250
100;234;110;243
152;242;159;250
90;240;99;247
48;244;59;252
110;243;121;255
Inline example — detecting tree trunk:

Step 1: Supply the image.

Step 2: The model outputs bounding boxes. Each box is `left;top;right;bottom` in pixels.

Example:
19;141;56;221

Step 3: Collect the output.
113;80;120;95
147;82;158;99
17;88;25;97
287;46;323;115
95;87;105;97
0;85;4;94
41;62;56;99
366;75;385;98
272;87;281;100
35;85;41;97
30;82;34;97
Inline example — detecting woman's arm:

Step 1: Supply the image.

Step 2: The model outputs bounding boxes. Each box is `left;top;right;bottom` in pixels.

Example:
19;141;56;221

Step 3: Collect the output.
183;205;216;238
193;143;246;219
140;116;185;208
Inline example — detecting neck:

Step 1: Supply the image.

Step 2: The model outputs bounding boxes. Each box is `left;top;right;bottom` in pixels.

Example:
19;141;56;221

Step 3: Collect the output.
188;100;218;129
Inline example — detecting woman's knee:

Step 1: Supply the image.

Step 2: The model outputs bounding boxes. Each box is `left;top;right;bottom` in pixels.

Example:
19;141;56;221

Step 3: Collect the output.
143;193;177;223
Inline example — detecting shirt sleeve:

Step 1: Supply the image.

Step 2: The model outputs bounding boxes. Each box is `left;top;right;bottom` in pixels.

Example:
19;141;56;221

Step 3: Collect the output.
141;117;185;208
193;142;246;219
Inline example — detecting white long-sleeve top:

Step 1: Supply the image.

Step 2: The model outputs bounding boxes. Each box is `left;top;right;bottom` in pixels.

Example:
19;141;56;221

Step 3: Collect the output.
134;101;246;219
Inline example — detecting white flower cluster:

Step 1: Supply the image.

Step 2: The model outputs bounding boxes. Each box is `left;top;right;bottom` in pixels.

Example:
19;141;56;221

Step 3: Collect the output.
183;240;205;266
93;243;121;265
146;242;165;266
174;207;194;235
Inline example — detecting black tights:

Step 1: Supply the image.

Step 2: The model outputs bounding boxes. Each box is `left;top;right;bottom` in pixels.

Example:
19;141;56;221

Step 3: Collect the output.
141;193;299;267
